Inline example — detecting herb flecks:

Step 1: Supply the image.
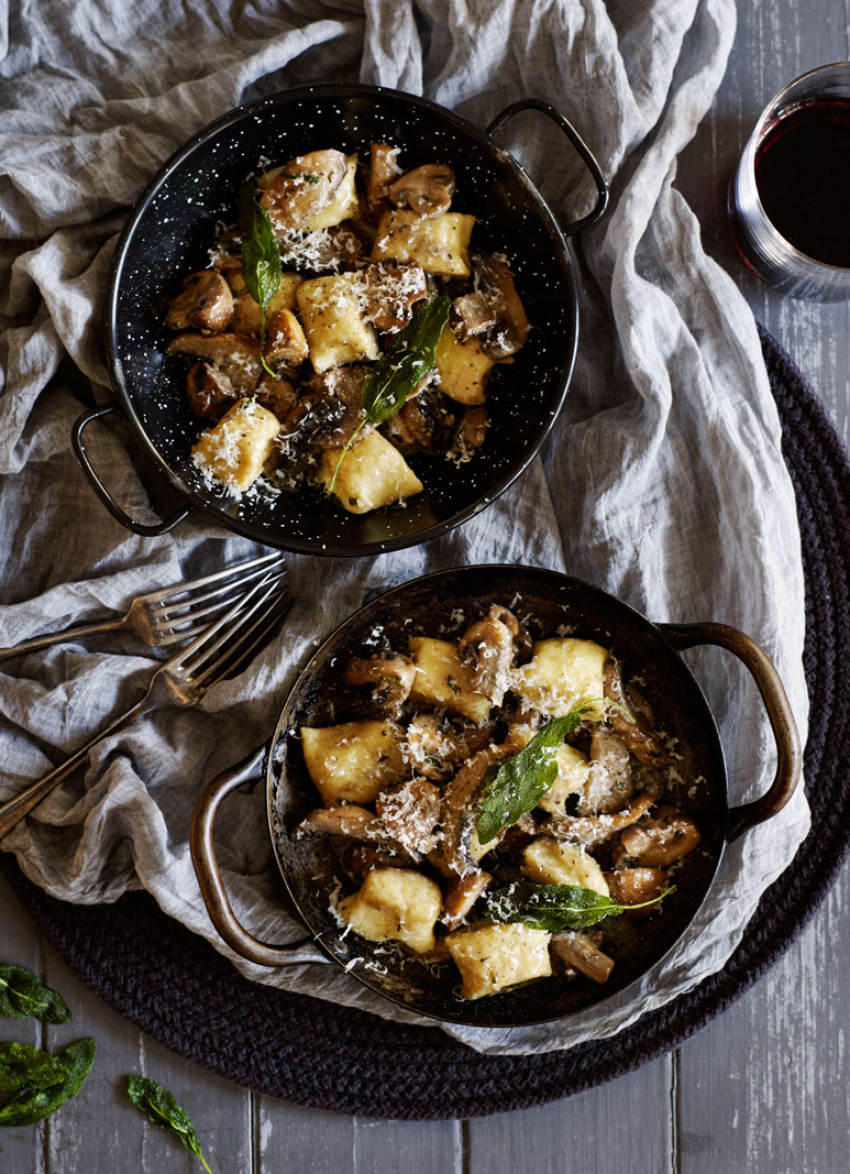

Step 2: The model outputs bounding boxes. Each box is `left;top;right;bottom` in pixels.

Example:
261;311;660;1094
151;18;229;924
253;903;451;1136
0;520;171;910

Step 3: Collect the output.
483;881;674;932
0;962;71;1023
476;705;599;844
0;1039;96;1128
328;295;451;491
125;1075;213;1173
239;183;282;378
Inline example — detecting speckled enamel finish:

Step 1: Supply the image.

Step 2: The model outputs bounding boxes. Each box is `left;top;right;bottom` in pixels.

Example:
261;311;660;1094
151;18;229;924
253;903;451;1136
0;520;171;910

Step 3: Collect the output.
105;84;580;556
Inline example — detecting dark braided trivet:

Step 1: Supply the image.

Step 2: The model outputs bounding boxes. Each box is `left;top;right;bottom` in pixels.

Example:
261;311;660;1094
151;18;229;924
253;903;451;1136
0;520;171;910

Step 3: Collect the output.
3;325;849;1120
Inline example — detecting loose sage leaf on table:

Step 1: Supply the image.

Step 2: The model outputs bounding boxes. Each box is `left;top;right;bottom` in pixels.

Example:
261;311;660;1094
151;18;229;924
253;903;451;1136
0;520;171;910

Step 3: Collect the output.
0;1038;96;1127
0;962;71;1023
328;294;452;490
125;1075;213;1174
483;881;673;932
476;706;598;844
239;183;282;377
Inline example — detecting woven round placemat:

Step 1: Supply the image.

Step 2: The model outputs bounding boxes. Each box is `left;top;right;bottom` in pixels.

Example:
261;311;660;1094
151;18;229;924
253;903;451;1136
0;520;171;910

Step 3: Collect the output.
3;326;849;1120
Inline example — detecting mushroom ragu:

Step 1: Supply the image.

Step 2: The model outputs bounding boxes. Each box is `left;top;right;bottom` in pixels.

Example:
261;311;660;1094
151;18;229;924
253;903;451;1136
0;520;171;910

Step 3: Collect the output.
162;145;531;518
293;602;702;1001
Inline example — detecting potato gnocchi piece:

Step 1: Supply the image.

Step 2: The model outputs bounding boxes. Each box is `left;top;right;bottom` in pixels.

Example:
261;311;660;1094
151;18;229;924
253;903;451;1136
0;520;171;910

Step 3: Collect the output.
522;839;610;897
537;744;591;816
296;273;380;372
371;210;475;278
511;638;610;720
304;155;360;230
191;397;280;493
301;720;406;806
228;271;302;333
317;430;424;514
407;637;492;724
435;324;496;405
446;922;552;1000
339;868;442;954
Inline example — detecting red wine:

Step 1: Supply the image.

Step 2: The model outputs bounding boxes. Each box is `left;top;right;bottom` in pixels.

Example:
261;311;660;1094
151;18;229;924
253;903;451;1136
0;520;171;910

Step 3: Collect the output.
755;100;850;266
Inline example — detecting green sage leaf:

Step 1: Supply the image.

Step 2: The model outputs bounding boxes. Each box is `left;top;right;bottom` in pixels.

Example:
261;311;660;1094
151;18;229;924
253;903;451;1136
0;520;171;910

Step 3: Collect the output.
0;1038;96;1127
239;183;282;377
482;881;673;932
328;295;451;491
0;962;71;1023
476;707;596;845
125;1075;213;1174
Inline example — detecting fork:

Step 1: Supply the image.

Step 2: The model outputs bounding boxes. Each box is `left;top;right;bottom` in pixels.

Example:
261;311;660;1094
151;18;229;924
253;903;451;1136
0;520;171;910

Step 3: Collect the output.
0;569;289;839
0;551;287;660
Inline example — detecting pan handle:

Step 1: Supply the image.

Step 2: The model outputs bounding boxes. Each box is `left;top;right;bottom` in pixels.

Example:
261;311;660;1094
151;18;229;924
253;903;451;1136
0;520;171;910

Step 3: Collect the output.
657;622;802;841
72;403;191;537
486;98;609;236
190;745;330;967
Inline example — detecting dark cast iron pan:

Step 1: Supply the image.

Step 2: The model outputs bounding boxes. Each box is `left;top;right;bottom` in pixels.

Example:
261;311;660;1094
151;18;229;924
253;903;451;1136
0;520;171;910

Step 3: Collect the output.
190;566;801;1030
75;85;608;557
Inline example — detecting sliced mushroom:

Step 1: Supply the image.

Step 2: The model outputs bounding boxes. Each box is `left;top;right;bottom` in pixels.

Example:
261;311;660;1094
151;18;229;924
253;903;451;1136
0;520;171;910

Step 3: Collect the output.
458;608;516;706
613;806;700;868
603;657;669;767
166;332;262;396
382;387;458;456
449;405;489;462
388;164;456;218
254;374;298;422
452;254;529;359
605;867;668;914
295;805;420;862
165;270;234;334
260;149;348;232
336;842;411;884
579;728;633;816
375;777;442;855
360;261;429;332
278;223;364;272
432;744;511;878
545;791;656;849
185;362;238;419
263;308;309;367
550;931;615;983
279;366;369;452
342;654;417;715
405;713;497;782
366;143;402;220
442;871;492;931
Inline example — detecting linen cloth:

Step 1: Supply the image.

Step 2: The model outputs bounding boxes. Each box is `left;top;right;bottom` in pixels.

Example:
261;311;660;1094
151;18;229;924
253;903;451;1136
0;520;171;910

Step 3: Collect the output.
0;0;810;1054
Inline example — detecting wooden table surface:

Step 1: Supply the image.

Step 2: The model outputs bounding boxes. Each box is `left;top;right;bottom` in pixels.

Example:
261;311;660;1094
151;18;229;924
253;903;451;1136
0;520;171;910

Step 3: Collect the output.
3;6;849;1172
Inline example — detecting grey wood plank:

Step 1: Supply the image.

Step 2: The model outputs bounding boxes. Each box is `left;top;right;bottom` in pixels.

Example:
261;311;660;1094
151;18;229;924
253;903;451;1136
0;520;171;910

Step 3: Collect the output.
0;868;43;1174
676;863;850;1174
467;1055;674;1174
0;870;253;1174
353;1116;462;1174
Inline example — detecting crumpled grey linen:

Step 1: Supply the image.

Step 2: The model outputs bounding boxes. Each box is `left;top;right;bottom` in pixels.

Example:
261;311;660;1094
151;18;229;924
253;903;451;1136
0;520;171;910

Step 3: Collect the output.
0;0;810;1055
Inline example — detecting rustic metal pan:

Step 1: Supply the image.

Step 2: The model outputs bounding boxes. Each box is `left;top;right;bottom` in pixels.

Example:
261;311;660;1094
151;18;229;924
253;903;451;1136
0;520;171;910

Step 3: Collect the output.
190;566;801;1029
75;84;607;556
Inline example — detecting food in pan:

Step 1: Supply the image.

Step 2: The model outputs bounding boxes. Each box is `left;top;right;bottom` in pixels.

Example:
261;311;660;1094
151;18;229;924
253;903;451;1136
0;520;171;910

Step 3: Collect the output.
294;603;701;1000
162;146;529;515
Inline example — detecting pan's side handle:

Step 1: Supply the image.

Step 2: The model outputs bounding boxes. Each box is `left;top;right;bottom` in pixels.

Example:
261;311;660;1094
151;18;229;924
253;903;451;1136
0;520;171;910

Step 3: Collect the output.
486;98;609;236
190;745;330;967
658;622;802;841
72;403;191;537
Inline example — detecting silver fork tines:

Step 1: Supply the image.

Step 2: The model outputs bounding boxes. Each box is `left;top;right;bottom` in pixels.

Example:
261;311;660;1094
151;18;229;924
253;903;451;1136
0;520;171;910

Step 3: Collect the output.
0;551;288;658
0;570;289;839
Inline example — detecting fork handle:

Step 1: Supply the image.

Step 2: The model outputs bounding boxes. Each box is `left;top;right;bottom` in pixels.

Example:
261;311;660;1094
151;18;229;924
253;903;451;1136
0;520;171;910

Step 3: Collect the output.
0;615;130;661
0;691;155;839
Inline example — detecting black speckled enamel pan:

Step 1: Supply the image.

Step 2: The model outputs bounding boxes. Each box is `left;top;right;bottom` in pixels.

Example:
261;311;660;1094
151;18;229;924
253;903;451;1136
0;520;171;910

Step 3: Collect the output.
74;84;607;557
190;566;801;1029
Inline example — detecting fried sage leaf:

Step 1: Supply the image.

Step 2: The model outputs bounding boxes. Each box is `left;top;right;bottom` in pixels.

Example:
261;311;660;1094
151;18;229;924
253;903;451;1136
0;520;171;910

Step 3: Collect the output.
0;1038;96;1127
125;1075;213;1173
0;962;71;1023
239;183;282;376
476;707;594;844
482;881;673;932
329;295;451;489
